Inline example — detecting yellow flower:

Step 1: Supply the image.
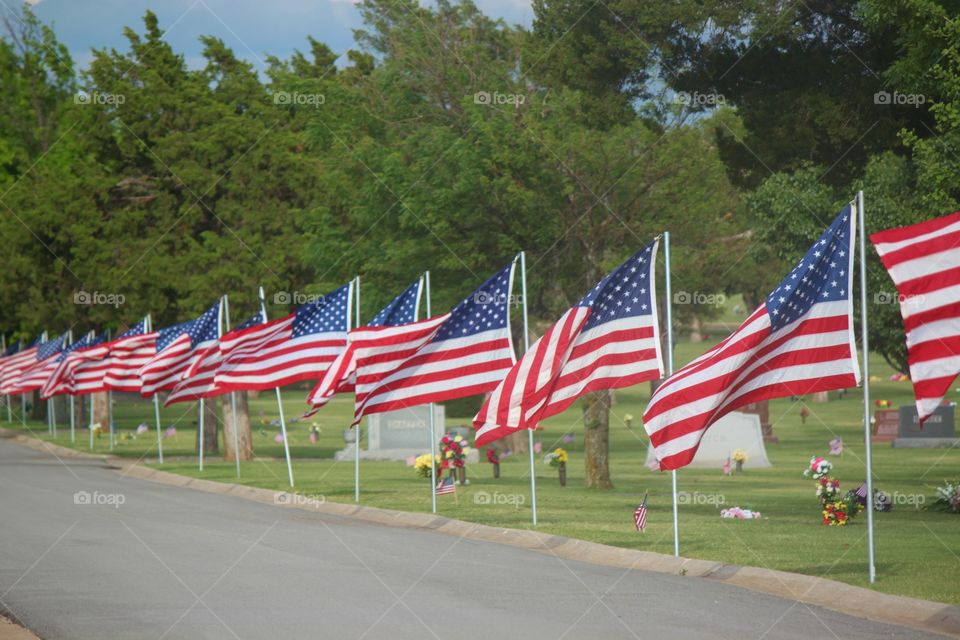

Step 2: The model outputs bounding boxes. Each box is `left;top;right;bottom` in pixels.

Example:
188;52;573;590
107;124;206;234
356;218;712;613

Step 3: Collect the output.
445;450;454;458
555;448;569;463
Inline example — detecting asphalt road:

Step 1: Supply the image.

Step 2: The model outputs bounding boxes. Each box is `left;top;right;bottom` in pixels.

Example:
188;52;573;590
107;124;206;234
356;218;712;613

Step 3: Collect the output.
0;437;944;640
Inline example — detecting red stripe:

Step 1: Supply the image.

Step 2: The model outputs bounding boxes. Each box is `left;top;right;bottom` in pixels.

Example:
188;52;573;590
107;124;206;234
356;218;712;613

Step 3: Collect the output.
871;211;960;246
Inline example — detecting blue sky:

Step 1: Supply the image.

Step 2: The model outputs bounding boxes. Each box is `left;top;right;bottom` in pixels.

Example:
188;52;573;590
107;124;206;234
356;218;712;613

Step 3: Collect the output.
29;0;534;71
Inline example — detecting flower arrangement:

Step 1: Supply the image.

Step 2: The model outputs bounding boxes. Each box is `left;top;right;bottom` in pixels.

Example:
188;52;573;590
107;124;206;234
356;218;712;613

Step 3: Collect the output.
732;449;748;463
486;448;500;464
803;456;833;480
544;448;569;467
545;448;569;486
414;453;440;479
932;480;960;513
816;476;841;504
720;507;761;519
440;434;470;468
624;413;634;429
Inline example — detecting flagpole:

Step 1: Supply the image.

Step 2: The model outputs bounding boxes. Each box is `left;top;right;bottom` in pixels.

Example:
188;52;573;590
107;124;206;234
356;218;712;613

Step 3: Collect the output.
426;271;437;514
88;394;94;450
198;398;205;471
2;335;9;424
258;287;294;487
856;191;876;583
354;276;361;503
519;252;538;526
108;387;114;450
664;231;680;557
223;295;241;479
146;315;164;464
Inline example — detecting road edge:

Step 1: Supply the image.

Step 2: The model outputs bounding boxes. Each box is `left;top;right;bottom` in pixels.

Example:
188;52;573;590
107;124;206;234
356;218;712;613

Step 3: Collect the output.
4;429;958;639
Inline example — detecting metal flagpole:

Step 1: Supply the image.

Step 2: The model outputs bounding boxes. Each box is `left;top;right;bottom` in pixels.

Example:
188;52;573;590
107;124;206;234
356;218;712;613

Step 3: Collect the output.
108;388;114;450
258;287;294;487
519;252;538;526
426;271;437;514
223;295;241;479
88;395;94;450
199;301;224;472
856;191;877;583
1;335;8;424
51;331;71;438
146;315;164;464
354;276;361;503
664;231;680;557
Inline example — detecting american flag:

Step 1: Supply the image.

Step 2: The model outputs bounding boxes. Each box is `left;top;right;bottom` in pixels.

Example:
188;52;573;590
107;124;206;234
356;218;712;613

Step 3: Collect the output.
101;320;157;393
435;476;457;496
352;263;516;425
139;301;222;397
213;284;352;392
0;340;28;392
855;482;868;499
40;332;107;398
165;312;263;405
644;208;860;470
305;278;423;415
474;241;663;447
871;211;960;423
634;493;648;531
3;333;68;395
722;456;732;475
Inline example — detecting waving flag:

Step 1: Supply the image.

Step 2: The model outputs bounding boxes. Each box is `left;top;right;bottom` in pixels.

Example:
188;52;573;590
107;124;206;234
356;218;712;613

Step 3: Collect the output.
0;338;39;394
41;332;108;398
213;283;352;392
165;312;263;405
644;208;860;470
475;240;663;447
139;302;221;397
4;333;69;395
98;320;157;393
305;278;423;414
871;212;960;423
352;263;516;425
634;493;648;531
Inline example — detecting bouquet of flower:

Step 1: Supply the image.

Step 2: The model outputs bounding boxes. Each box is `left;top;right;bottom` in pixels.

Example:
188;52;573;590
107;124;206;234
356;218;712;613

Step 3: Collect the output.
414;453;440;478
732;449;748;464
816;476;841;505
486;448;500;464
822;490;864;526
720;507;762;519
933;480;960;513
803;455;833;479
440;434;470;468
544;448;569;467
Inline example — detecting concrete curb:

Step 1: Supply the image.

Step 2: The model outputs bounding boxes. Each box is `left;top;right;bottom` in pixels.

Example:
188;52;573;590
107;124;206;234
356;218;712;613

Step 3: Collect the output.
4;429;959;638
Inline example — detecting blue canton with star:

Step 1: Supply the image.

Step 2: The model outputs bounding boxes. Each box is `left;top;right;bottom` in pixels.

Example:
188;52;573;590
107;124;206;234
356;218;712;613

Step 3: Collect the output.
293;284;351;337
765;207;853;332
56;333;106;362
156;300;221;352
233;313;263;333
578;239;657;331
434;263;512;341
369;279;421;327
36;333;68;361
118;319;148;339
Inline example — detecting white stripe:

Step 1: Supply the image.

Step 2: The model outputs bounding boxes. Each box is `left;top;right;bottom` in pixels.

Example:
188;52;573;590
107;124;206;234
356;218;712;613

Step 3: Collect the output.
908;354;960;383
900;283;960;321
906;316;960;348
888;247;960;285
873;219;960;256
545;358;660;406
362;359;513;413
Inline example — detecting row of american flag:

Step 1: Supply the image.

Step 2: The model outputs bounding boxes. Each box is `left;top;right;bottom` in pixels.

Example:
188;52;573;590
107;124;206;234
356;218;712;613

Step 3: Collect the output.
1;204;958;477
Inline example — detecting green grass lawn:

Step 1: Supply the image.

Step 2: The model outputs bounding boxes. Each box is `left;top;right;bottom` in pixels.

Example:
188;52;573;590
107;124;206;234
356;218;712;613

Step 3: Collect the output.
7;339;959;605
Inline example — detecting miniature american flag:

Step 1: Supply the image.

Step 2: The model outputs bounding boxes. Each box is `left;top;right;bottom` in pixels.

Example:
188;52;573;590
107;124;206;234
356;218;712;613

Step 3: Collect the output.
435;476;457;496
634;493;648;531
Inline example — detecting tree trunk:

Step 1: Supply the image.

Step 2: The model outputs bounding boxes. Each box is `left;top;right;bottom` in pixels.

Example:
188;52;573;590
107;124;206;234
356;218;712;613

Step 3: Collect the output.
221;391;254;461
582;389;613;489
30;390;44;420
690;315;702;343
198;400;219;455
92;392;110;428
